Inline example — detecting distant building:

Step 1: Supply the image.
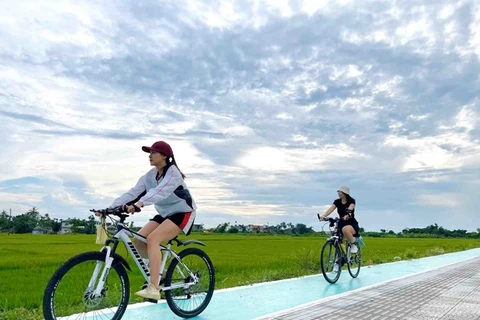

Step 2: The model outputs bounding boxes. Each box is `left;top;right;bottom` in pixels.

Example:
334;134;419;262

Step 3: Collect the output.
32;226;53;234
247;224;269;233
191;224;204;232
97;221;116;234
58;222;73;234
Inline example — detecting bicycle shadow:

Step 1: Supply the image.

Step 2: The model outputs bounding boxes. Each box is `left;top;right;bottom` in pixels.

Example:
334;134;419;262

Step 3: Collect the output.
320;276;365;297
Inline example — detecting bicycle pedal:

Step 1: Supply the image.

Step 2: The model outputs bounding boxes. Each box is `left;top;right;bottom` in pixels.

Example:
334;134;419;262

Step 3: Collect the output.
144;298;158;304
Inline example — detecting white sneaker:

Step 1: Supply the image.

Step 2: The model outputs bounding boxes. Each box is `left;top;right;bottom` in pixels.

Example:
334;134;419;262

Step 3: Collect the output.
350;243;358;254
135;283;161;300
332;263;339;273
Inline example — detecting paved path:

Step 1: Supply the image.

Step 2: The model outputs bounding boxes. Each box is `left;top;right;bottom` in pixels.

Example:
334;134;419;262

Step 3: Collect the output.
256;256;480;320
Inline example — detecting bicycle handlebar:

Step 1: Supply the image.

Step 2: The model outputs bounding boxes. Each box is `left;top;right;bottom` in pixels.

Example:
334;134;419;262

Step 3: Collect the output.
317;214;339;227
90;205;141;222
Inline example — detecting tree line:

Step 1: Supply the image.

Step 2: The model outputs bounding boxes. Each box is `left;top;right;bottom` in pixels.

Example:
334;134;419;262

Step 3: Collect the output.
210;222;315;235
367;223;480;239
1;208;479;238
209;222;480;238
0;207;138;234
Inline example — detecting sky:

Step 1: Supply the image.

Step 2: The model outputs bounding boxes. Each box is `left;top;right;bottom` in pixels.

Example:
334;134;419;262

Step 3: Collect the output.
0;0;479;232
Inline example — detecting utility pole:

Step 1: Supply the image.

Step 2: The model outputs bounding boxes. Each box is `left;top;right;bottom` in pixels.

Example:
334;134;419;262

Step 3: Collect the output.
9;209;12;235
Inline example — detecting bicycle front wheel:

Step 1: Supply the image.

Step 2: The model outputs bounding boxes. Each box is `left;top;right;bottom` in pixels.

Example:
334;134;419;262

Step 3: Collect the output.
347;246;361;278
320;240;341;284
164;247;215;318
43;251;130;320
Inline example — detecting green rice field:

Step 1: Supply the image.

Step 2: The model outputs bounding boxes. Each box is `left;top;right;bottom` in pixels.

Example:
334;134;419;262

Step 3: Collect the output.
0;233;478;320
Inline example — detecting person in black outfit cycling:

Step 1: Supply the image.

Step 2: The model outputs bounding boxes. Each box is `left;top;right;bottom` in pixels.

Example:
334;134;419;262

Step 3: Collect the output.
319;185;360;257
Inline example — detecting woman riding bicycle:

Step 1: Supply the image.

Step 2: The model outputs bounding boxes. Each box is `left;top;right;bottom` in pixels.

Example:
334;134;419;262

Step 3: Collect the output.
98;140;196;300
319;185;360;259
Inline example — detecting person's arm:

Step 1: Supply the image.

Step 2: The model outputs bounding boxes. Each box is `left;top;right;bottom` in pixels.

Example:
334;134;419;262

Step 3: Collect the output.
110;173;147;208
138;166;183;206
343;203;356;220
320;204;336;220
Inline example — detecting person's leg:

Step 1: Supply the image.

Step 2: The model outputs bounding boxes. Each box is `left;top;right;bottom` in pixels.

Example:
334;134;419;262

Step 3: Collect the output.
147;220;182;289
135;221;160;258
342;225;359;253
342;225;356;244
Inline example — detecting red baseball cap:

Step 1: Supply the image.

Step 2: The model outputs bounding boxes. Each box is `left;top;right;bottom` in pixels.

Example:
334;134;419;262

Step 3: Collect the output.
142;141;174;157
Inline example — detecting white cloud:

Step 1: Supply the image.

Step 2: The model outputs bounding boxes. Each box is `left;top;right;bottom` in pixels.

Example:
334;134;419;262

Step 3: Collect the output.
454;105;478;131
300;0;353;16
0;191;44;216
371;76;403;97
1;0;479;232
384;106;480;172
236;144;365;172
415;172;453;183
49;189;86;206
201;200;286;217
408;114;431;121
384;133;479;171
183;0;250;29
417;193;460;207
470;4;480;57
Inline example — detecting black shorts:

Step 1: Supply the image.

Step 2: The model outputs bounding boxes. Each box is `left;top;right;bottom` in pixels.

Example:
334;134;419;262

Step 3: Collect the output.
150;211;196;235
338;218;360;237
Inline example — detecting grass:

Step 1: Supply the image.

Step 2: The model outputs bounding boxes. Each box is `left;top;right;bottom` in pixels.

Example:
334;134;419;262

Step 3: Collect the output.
0;233;478;320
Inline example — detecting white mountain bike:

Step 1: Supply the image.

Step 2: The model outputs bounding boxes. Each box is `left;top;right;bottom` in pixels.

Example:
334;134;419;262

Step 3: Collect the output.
43;206;215;319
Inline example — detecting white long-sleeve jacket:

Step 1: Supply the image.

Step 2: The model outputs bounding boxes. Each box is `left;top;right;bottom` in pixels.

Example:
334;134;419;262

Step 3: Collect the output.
110;165;196;217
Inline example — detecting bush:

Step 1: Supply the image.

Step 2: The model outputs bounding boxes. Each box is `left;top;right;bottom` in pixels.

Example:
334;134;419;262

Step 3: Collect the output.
402;248;419;259
426;247;445;256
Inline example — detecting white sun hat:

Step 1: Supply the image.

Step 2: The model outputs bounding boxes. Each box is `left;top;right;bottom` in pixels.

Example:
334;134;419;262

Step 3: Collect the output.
337;185;351;195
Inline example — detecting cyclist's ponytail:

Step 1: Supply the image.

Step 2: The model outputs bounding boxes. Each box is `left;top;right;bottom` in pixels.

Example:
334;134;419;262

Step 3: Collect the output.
160;155;186;179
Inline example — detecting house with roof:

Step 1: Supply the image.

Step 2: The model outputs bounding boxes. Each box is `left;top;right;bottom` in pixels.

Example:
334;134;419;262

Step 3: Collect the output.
247;224;269;233
32;226;53;234
58;222;73;234
191;224;204;232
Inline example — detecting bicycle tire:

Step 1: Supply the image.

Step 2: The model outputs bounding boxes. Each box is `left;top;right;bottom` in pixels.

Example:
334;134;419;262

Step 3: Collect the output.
320;240;341;284
347;246;361;278
164;247;215;318
43;251;130;320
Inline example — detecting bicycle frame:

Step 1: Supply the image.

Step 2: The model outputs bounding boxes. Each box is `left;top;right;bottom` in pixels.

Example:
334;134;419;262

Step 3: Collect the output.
319;215;362;284
324;219;350;262
325;220;341;244
89;222;198;297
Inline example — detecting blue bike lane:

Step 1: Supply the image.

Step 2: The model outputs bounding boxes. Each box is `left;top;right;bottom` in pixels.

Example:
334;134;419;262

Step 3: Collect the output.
116;248;480;320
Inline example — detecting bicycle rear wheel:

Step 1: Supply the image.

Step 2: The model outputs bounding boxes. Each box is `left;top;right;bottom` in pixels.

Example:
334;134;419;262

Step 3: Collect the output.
164;247;215;318
320;240;341;284
43;251;129;320
347;246;361;278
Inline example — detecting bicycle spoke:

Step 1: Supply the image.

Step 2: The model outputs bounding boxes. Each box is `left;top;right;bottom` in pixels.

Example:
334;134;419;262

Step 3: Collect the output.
164;248;215;318
320;241;341;283
44;252;129;320
347;247;361;278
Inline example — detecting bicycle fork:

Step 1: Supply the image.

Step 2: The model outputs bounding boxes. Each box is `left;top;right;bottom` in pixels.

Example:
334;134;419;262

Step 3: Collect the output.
87;246;115;298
